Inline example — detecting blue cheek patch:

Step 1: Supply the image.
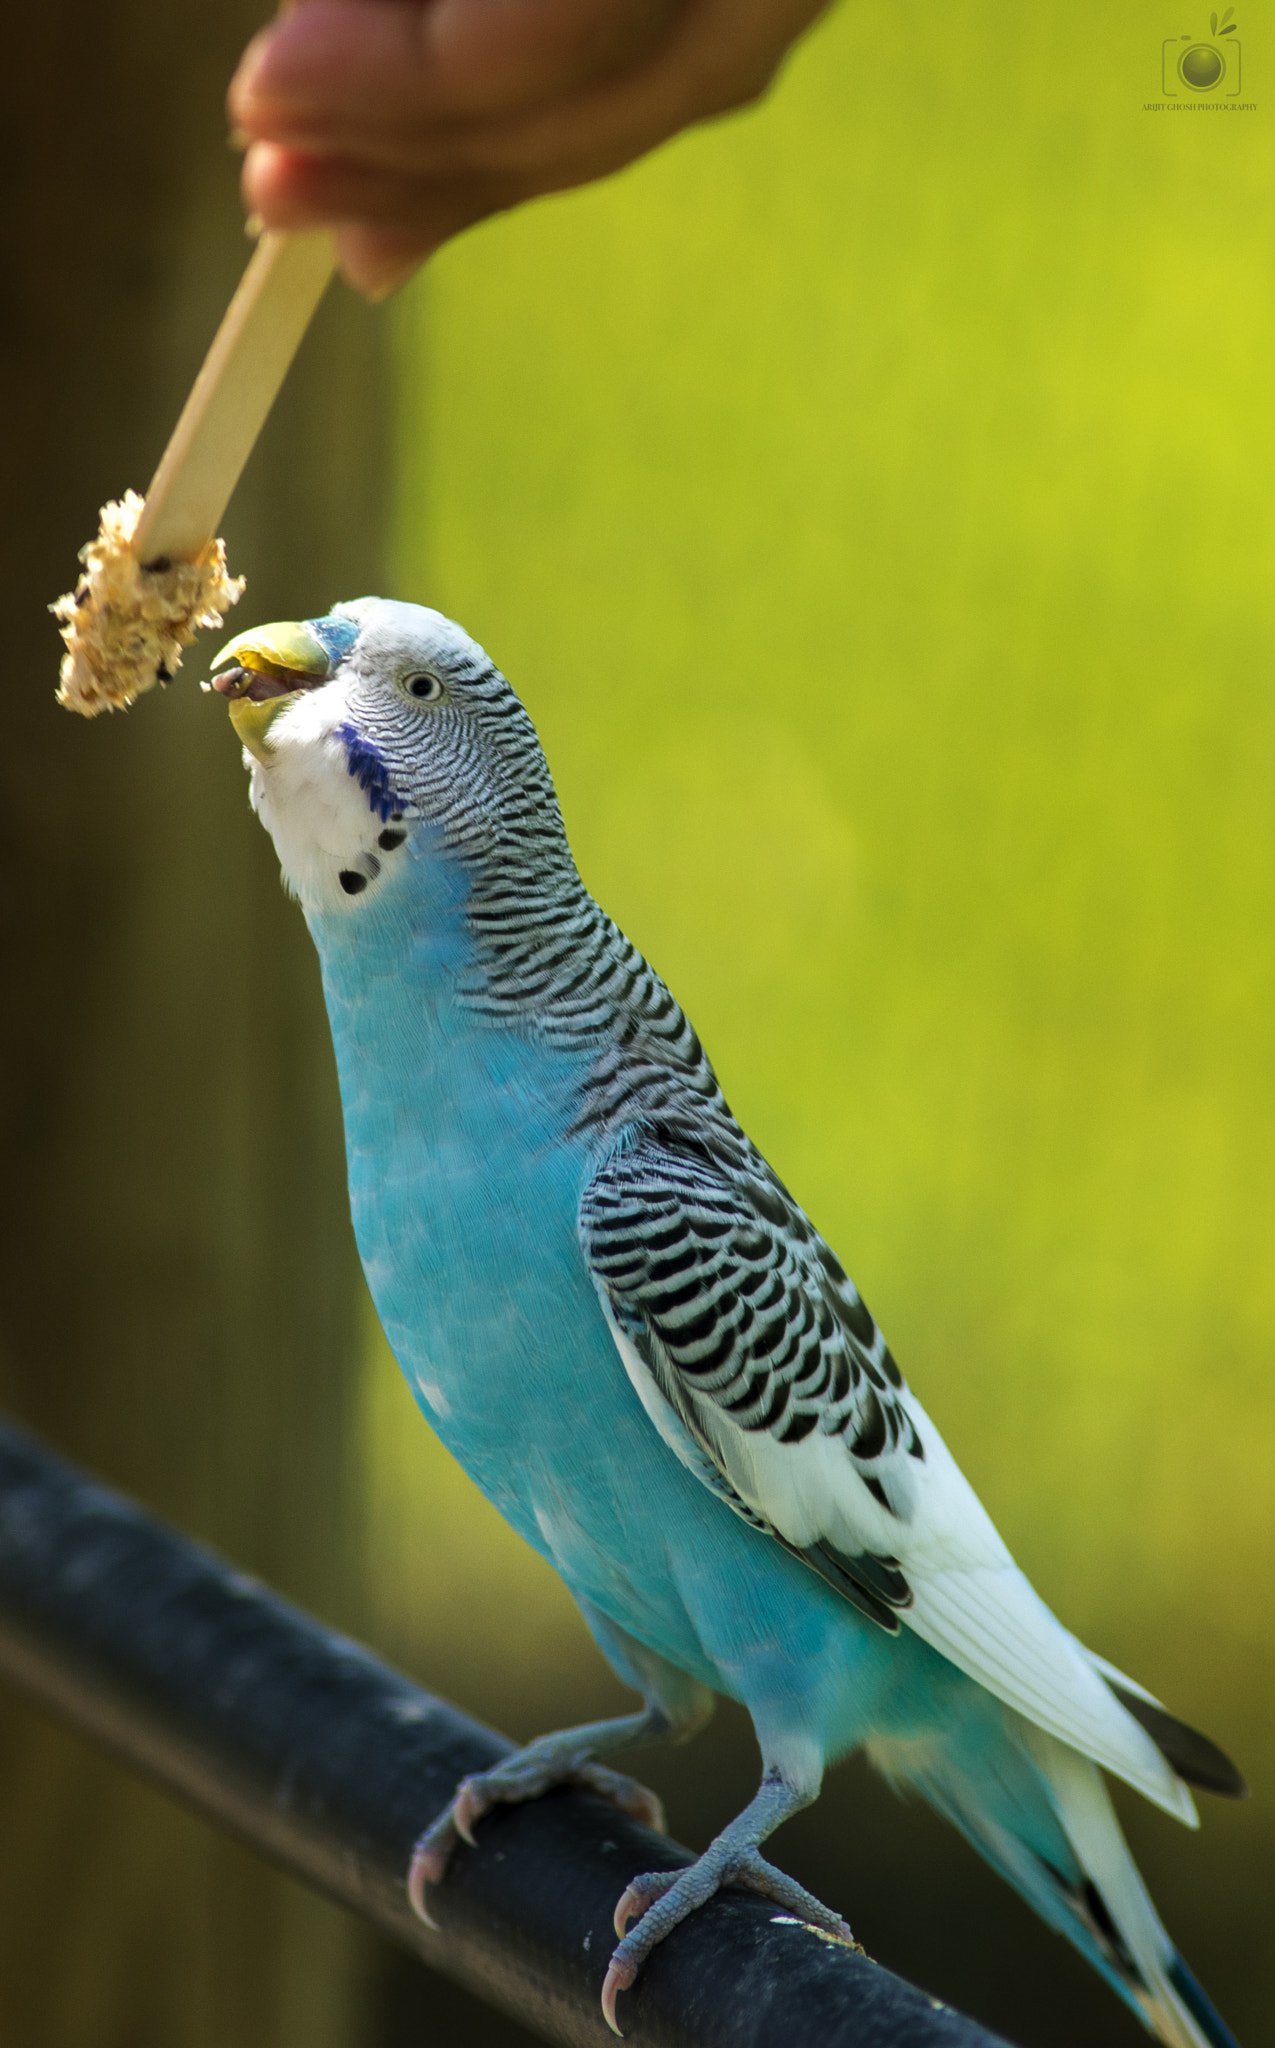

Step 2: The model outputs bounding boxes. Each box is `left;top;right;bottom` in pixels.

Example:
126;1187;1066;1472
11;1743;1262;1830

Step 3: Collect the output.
336;722;406;823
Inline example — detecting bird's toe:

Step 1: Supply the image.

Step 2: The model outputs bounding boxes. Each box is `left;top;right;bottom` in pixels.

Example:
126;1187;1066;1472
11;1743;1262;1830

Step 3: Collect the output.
601;1841;852;2028
406;1751;667;1935
613;1868;680;1937
403;1794;474;1916
731;1849;856;1940
577;1762;666;1833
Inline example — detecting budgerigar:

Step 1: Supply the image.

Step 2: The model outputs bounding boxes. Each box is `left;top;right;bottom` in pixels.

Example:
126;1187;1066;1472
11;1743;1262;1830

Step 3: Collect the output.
212;598;1246;2046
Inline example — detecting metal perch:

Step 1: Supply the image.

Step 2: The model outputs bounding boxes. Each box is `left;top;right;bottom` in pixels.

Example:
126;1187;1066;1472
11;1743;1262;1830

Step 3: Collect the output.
0;1419;1012;2048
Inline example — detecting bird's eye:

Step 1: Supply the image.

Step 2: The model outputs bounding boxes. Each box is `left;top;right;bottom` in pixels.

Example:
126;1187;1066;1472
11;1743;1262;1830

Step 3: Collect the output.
404;672;442;703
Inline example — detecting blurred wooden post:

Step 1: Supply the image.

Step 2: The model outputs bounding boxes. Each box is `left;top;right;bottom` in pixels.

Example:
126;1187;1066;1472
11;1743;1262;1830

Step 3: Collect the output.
0;3;388;2042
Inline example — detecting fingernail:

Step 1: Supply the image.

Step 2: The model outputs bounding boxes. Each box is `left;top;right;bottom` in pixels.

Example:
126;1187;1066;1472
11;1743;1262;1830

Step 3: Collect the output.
244;211;265;240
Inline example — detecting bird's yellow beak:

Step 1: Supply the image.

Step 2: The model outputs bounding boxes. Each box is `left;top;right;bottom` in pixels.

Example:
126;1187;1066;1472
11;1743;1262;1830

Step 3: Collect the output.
226;693;298;766
212;620;331;681
209;620;331;765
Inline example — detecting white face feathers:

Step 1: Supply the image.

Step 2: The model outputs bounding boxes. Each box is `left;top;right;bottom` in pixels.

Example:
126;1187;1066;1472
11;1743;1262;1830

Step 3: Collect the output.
244;682;392;916
234;598;493;918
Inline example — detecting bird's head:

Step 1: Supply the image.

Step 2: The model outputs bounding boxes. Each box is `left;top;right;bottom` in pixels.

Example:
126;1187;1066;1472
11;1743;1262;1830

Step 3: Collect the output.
211;597;563;917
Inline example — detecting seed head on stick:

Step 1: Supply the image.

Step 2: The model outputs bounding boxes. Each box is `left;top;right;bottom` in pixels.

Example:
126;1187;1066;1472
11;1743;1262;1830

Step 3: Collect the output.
53;230;335;717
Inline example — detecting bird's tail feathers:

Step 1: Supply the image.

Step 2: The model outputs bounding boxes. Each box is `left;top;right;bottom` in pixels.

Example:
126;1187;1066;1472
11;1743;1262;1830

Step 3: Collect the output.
867;1715;1240;2048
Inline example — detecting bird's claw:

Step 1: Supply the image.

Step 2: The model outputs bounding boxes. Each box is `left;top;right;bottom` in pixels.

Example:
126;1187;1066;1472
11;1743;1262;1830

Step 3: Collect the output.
451;1777;485;1846
406;1758;666;1931
406;1839;442;1927
601;1847;852;2032
601;1953;638;2037
613;1869;680;1937
406;1769;492;1922
579;1763;666;1834
407;1806;459;1925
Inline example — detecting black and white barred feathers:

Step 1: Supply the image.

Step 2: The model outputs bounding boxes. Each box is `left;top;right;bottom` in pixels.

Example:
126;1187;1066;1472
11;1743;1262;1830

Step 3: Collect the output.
322;598;1242;1810
346;626;922;1631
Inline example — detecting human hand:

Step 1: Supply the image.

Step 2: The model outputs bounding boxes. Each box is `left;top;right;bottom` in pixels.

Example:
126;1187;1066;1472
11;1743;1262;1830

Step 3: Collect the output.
229;0;830;300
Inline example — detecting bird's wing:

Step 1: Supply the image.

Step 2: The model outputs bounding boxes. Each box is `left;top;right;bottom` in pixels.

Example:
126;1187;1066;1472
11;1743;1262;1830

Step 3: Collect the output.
579;1125;1192;1821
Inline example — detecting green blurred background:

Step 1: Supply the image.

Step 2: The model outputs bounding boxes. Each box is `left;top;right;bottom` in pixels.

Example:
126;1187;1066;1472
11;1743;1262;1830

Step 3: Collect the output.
1;1;1270;2045
372;0;1273;2039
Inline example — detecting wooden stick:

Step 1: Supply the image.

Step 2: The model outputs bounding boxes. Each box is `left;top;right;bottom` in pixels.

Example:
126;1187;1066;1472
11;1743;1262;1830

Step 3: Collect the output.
133;230;336;566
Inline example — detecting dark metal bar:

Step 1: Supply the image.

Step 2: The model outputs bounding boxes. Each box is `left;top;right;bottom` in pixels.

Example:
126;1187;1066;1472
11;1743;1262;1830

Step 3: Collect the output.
0;1419;1012;2047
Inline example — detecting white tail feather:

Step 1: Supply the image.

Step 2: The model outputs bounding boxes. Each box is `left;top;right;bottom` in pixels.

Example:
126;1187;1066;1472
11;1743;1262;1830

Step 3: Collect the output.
1023;1727;1223;2048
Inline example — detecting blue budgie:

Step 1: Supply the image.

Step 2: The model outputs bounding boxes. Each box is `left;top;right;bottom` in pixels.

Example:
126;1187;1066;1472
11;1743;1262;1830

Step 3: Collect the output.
213;598;1245;2046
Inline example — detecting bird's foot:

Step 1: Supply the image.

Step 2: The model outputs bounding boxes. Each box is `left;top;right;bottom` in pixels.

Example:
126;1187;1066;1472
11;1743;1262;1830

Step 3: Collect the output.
408;1738;666;1922
601;1846;852;2036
